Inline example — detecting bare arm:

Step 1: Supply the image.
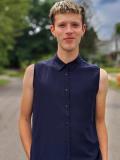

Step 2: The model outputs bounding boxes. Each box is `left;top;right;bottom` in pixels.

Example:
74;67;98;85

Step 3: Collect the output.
96;68;108;160
18;64;34;160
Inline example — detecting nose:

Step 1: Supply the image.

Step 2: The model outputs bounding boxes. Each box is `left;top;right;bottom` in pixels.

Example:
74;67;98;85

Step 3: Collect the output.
65;24;73;34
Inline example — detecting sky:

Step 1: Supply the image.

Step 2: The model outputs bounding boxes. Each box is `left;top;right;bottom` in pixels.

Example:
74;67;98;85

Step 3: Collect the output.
90;0;120;40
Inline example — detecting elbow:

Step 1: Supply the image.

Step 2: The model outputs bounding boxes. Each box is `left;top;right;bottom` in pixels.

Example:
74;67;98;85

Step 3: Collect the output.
18;114;31;130
96;117;107;132
96;116;106;126
18;111;31;123
18;115;32;137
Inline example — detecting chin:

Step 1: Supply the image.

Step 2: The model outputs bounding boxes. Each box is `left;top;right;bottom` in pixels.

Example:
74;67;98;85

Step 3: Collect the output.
60;43;77;52
64;48;75;52
65;45;76;51
62;45;74;51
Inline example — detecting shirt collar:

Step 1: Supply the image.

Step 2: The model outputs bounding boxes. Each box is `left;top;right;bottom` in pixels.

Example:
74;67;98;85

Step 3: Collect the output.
53;53;81;71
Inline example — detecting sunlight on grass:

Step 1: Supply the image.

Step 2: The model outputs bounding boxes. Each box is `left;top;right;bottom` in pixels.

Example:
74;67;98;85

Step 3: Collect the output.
4;70;24;78
0;79;10;86
104;67;120;73
109;80;120;90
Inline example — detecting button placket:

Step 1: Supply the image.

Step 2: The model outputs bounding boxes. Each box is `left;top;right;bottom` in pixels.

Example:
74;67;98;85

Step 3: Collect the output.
64;66;70;117
64;65;71;159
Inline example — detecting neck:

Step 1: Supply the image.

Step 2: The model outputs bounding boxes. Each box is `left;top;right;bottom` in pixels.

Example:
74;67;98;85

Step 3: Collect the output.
57;47;79;64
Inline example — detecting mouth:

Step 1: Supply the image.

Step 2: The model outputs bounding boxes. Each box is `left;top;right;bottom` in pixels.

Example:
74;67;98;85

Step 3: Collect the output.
63;37;75;40
63;38;75;43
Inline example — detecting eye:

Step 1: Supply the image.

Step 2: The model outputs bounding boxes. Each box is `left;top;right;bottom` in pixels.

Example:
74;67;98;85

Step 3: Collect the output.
58;24;65;27
72;23;80;27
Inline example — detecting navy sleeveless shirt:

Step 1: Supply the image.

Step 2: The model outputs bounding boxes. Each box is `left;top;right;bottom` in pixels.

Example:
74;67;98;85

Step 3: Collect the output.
30;53;102;160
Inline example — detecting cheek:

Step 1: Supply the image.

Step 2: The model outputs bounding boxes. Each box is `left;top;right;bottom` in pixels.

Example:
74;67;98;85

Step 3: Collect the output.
56;28;66;35
56;32;64;40
76;31;83;39
58;30;64;36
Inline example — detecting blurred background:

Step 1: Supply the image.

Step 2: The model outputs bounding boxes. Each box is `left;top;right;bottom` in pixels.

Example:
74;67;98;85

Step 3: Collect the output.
0;0;120;160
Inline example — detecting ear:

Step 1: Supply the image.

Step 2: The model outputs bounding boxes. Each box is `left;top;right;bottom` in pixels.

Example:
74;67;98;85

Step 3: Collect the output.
81;24;86;37
50;24;56;37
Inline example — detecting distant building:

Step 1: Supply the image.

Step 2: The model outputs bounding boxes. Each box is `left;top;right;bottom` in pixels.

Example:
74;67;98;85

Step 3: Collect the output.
96;35;120;65
96;35;120;55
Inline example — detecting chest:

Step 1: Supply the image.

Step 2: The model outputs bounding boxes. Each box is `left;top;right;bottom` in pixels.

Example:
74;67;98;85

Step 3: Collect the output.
36;68;98;101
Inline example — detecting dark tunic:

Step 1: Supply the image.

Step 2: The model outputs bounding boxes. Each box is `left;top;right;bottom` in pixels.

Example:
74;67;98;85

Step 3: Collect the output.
30;53;102;160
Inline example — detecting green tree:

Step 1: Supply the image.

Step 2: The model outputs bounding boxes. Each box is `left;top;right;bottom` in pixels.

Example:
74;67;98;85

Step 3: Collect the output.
115;23;120;34
13;0;56;67
0;0;30;67
115;22;120;65
80;27;97;60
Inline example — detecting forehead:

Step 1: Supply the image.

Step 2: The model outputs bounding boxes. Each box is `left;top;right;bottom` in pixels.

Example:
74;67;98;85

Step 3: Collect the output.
54;13;82;23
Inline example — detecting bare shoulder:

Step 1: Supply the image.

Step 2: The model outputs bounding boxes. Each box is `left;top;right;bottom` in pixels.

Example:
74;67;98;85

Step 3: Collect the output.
100;68;108;81
98;68;108;92
24;64;34;76
23;64;35;88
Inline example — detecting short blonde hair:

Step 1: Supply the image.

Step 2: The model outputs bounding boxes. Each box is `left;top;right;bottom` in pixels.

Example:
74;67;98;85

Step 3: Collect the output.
49;0;85;24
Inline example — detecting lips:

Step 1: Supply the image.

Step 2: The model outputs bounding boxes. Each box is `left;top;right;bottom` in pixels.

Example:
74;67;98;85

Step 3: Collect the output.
63;37;75;40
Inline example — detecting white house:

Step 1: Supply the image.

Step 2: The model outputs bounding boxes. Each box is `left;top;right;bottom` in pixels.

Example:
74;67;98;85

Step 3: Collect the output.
96;35;120;55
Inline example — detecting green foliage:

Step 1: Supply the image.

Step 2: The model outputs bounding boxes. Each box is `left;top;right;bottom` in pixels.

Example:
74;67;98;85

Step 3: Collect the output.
39;53;53;60
5;69;23;77
115;23;120;34
0;0;31;67
0;66;5;74
20;60;33;72
11;0;56;67
80;27;97;60
14;0;56;67
0;51;9;66
90;54;115;67
109;80;120;90
103;67;120;73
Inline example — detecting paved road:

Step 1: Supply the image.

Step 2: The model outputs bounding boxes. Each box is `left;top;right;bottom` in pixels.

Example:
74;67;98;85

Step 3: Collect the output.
0;77;25;160
106;89;120;160
0;77;120;160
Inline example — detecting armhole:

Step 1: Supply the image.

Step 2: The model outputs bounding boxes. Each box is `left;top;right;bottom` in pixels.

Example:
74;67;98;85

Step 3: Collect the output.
96;66;100;94
33;63;36;89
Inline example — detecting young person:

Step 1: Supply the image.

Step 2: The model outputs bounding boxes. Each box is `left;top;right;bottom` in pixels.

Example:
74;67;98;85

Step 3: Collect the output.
19;0;108;160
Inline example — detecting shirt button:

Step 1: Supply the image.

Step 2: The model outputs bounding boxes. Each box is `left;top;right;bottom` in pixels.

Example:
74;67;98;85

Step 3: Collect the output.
65;88;68;92
65;72;68;76
65;104;69;108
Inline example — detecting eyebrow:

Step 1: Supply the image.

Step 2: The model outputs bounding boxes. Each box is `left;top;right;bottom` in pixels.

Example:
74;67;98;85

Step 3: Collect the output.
57;20;81;24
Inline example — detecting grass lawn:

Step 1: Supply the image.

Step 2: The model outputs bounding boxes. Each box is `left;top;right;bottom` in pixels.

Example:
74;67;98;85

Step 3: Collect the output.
103;67;120;73
4;70;24;78
109;80;120;90
0;79;10;86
